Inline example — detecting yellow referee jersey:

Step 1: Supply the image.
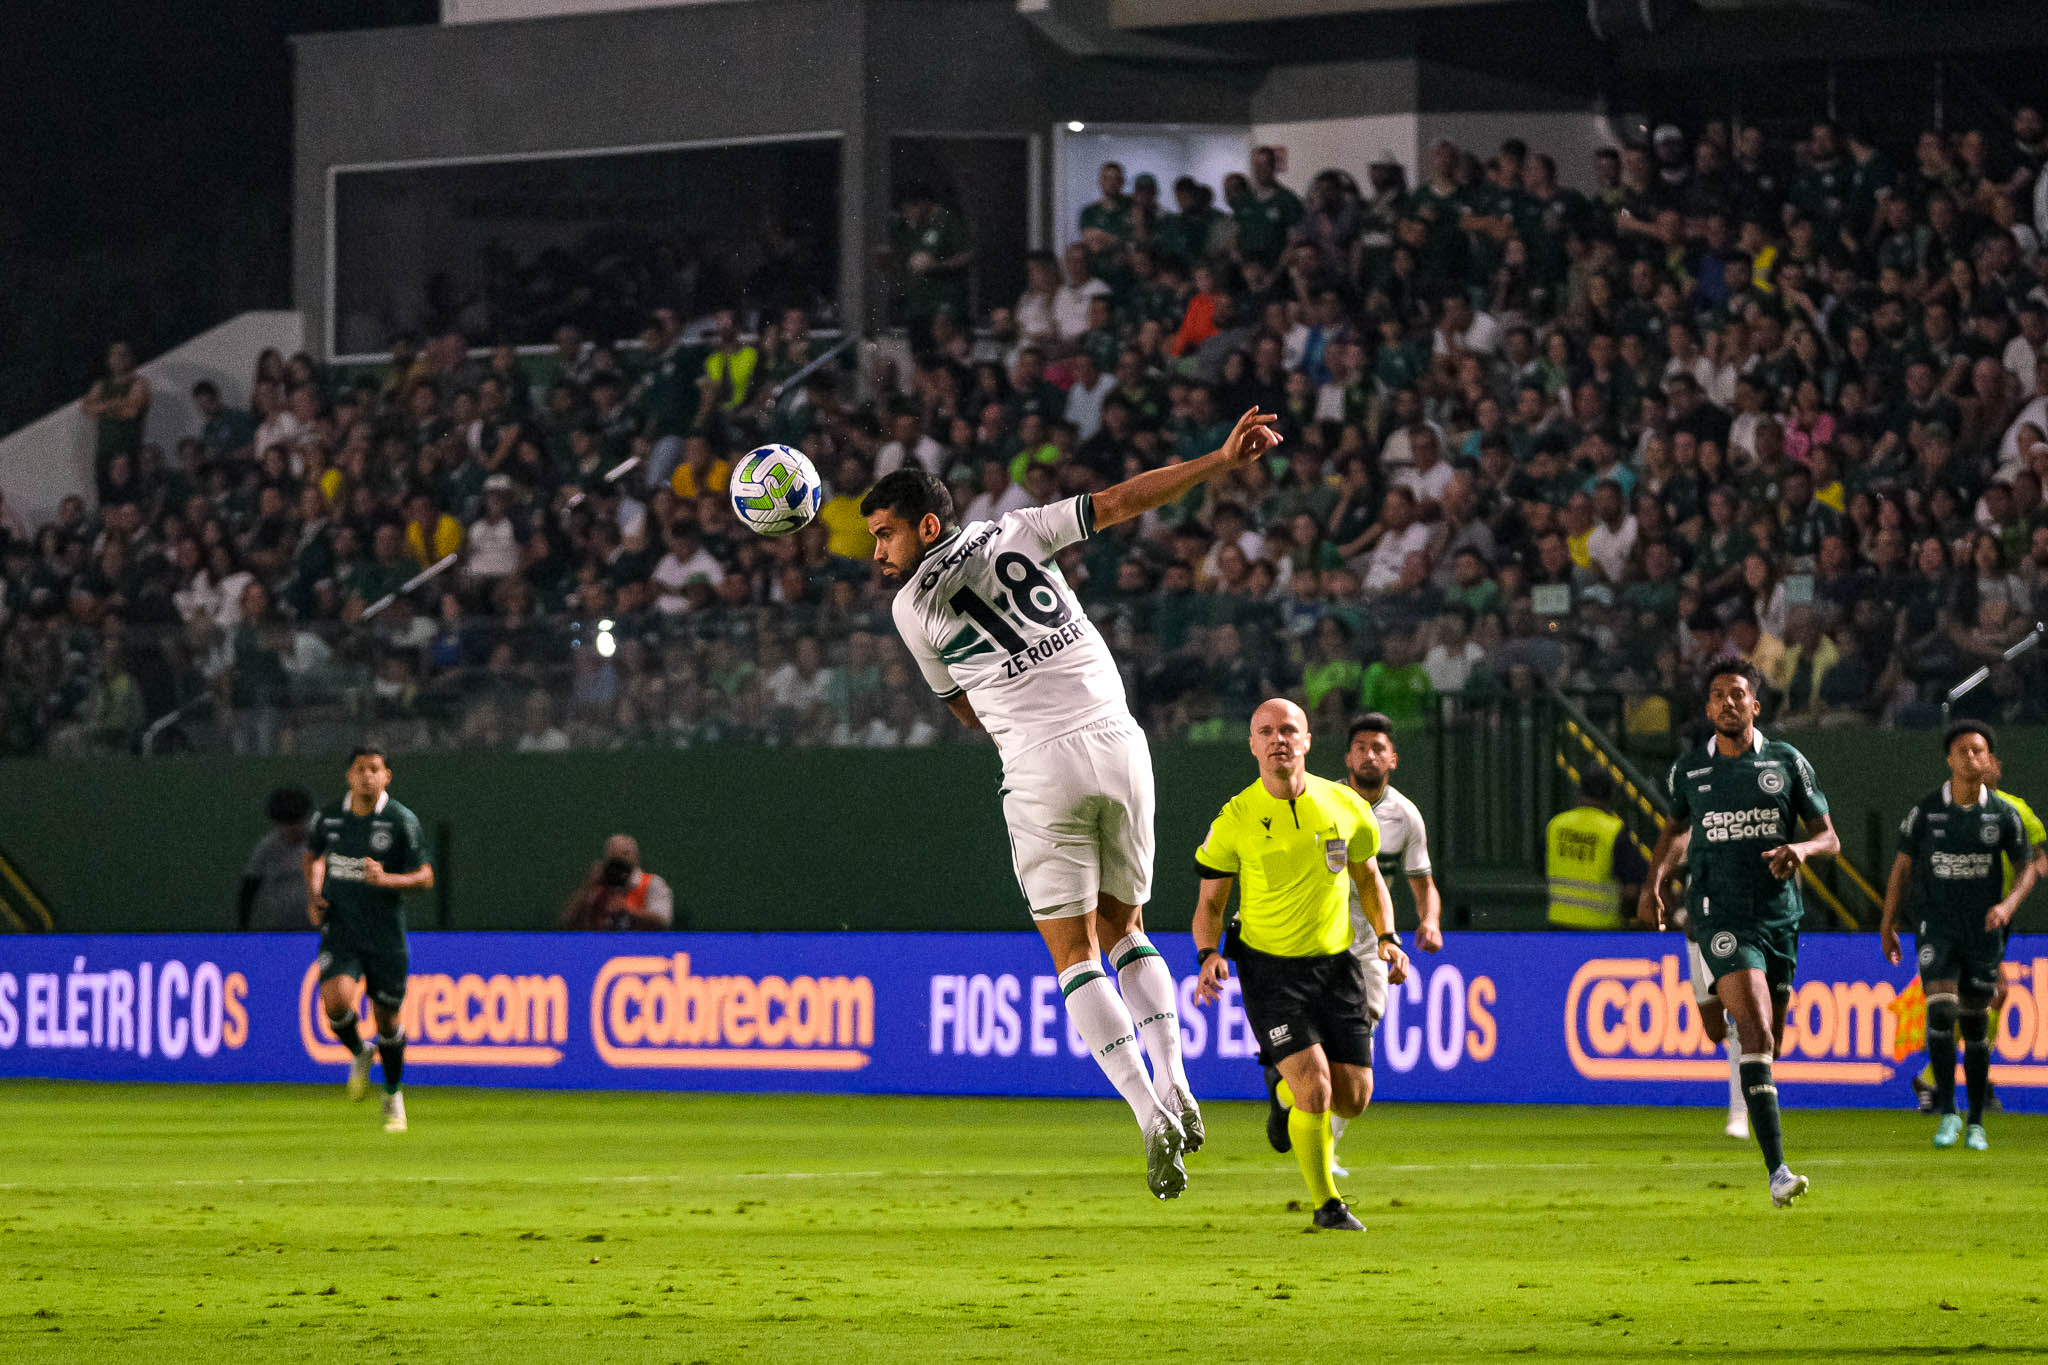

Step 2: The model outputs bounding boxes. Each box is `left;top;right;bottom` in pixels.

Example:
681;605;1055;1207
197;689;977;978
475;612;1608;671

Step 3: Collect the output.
1195;772;1381;958
1994;789;2045;897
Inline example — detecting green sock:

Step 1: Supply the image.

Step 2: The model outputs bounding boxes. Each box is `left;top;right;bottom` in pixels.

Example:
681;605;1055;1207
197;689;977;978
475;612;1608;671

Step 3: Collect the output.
330;1015;366;1057
1739;1055;1785;1173
1288;1108;1340;1205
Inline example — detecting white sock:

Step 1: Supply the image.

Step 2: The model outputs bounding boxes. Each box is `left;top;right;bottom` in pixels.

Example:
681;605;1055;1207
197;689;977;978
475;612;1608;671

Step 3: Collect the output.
1330;1114;1349;1145
1725;1036;1743;1113
1110;932;1191;1098
1059;960;1162;1129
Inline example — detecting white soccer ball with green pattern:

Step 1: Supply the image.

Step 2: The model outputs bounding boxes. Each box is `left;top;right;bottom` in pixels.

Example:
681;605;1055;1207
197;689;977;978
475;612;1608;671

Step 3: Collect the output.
729;444;823;537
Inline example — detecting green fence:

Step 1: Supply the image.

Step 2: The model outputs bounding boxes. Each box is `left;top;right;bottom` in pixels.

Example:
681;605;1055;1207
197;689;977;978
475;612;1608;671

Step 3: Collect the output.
7;723;2046;935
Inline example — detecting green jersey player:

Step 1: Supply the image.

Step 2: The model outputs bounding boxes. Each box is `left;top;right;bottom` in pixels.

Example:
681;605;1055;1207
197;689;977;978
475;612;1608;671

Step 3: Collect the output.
1879;723;2041;1151
305;747;435;1133
1640;661;1840;1208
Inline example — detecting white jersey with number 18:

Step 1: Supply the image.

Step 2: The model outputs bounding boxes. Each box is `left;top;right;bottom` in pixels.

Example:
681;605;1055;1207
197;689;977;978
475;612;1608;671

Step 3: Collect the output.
891;494;1128;765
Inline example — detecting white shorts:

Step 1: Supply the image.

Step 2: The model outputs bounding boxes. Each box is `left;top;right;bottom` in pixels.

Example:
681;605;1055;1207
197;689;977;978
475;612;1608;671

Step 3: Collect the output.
1001;716;1155;918
1348;941;1389;1028
1687;938;1714;1006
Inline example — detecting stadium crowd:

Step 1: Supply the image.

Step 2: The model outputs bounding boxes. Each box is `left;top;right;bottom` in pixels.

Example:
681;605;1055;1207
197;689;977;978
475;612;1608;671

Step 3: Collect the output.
9;110;2048;757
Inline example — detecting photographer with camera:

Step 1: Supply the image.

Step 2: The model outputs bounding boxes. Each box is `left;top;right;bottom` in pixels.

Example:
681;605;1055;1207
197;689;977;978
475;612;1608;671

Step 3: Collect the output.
562;834;678;931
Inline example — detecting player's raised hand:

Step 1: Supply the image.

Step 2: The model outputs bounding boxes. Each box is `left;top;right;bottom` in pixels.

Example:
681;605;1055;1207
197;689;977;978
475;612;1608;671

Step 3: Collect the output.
1219;408;1282;466
1194;952;1231;1006
361;858;390;888
1637;881;1666;929
1880;922;1902;965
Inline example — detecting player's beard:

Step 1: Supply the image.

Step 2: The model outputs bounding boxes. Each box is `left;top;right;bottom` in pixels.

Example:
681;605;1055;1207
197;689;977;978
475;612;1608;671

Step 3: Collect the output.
1347;762;1386;793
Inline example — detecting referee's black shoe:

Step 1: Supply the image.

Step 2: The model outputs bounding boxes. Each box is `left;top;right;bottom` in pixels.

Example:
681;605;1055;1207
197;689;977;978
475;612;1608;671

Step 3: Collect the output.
1310;1198;1364;1232
1264;1065;1291;1153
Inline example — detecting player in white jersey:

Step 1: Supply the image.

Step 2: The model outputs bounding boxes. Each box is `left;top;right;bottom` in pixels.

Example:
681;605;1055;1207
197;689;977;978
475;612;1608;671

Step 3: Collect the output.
862;407;1282;1200
1332;714;1443;1167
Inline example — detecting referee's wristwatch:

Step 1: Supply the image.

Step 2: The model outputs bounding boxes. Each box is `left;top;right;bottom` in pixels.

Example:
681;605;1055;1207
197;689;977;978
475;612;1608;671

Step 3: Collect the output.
1197;946;1219;966
1376;931;1400;946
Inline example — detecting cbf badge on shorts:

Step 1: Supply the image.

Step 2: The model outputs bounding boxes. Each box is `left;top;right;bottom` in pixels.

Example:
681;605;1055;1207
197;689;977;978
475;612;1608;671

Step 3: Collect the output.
1324;837;1347;873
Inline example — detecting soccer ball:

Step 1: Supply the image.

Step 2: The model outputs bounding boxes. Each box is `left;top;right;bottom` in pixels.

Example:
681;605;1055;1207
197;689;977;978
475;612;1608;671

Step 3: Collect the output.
729;444;823;537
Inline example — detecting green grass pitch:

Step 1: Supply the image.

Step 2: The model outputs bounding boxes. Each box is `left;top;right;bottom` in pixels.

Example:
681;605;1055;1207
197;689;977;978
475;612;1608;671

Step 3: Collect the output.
3;1081;2044;1363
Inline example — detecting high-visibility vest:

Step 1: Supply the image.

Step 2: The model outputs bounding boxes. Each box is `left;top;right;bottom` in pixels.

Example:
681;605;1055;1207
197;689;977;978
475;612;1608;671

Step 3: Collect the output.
1546;805;1625;929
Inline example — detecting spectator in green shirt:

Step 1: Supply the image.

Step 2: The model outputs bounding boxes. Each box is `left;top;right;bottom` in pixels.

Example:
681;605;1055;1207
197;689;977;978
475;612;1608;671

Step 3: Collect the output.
1359;627;1436;730
890;185;975;341
1157;177;1225;269
1079;161;1134;255
1234;147;1304;267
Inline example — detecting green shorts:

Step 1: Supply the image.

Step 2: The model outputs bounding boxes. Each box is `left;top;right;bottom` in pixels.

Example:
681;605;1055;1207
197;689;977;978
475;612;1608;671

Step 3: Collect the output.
1914;918;2003;999
1690;903;1798;997
318;932;410;1009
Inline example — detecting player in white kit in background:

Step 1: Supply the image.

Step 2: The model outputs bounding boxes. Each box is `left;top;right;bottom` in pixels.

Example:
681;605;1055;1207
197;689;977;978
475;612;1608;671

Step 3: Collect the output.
1332;713;1443;1172
863;408;1283;1200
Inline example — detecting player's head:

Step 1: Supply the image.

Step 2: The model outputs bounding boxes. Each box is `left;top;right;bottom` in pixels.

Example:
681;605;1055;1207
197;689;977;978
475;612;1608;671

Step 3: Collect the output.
1702;659;1764;738
1345;712;1399;790
345;746;391;801
861;470;956;582
266;786;312;831
1943;720;1997;784
1249;697;1310;778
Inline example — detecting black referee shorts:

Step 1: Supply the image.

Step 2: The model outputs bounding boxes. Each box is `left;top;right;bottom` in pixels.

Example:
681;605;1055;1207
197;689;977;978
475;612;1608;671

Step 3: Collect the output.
1234;943;1374;1069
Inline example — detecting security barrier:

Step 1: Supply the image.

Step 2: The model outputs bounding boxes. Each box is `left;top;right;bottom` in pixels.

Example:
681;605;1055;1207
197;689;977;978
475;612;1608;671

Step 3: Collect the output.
2;932;2042;1110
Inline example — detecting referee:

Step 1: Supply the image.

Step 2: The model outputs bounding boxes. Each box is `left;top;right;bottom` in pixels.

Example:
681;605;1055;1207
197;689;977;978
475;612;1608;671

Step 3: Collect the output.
1193;698;1411;1232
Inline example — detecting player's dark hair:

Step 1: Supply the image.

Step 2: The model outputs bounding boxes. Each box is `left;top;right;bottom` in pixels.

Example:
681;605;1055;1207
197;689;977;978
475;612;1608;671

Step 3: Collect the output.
1348;712;1397;747
266;787;312;825
1703;658;1764;696
347;745;386;764
860;469;955;533
1943;720;1997;755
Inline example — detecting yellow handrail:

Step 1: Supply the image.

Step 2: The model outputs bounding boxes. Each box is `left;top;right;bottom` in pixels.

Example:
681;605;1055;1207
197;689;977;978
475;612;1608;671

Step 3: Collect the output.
0;851;54;932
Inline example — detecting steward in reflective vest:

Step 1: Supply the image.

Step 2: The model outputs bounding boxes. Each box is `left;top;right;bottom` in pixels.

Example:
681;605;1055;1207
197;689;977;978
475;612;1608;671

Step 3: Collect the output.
1546;768;1649;929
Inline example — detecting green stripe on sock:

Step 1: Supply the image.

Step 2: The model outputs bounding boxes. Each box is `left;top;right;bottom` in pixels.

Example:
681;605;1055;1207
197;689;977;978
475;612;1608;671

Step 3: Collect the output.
1113;945;1162;970
1059;969;1105;999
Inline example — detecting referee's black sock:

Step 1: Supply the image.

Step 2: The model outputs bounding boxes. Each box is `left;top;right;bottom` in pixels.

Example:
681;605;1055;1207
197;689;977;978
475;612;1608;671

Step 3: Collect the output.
376;1031;406;1094
329;1013;366;1057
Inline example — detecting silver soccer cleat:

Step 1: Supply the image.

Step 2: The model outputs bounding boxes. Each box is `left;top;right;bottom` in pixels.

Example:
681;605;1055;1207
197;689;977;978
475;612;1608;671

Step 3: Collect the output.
1143;1109;1187;1199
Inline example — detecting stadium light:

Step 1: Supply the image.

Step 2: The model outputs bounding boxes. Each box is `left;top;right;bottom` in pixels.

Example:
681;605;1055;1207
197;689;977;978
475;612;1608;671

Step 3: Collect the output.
1067;121;1085;133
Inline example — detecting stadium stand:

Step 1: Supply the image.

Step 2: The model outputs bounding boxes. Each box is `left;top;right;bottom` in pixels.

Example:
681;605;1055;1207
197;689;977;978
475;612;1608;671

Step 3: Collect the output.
6;113;2048;758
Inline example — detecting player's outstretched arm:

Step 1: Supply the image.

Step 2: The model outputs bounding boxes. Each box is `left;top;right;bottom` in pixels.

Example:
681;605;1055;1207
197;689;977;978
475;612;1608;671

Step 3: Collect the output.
1989;847;2042;933
1879;851;1913;963
1191;874;1235;1006
363;859;435;891
1637;818;1690;928
1410;873;1444;953
1352;860;1409;983
303;851;327;927
1764;812;1839;881
1089;408;1280;530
